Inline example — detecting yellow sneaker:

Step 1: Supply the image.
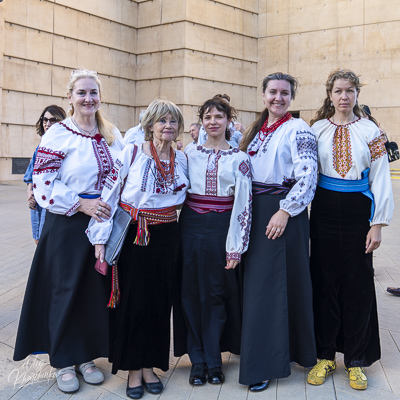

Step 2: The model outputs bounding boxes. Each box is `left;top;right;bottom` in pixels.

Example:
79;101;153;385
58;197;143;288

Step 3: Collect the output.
307;359;336;385
346;367;367;390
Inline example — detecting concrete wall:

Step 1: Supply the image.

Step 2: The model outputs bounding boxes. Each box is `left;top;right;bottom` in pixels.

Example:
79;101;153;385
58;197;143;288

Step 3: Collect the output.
259;0;400;143
2;0;400;180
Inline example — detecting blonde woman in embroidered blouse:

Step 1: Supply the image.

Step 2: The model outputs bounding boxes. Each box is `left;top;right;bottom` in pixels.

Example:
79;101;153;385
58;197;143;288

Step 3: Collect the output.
13;69;124;394
87;98;188;399
307;69;393;391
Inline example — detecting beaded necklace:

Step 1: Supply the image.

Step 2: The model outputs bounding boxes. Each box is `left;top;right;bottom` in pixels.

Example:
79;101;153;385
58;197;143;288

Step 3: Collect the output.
258;112;292;141
150;141;175;186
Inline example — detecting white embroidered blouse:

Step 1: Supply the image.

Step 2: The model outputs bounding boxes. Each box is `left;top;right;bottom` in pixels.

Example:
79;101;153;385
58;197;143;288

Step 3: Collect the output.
312;117;394;226
186;145;253;261
86;143;189;245
248;118;318;217
32;117;124;216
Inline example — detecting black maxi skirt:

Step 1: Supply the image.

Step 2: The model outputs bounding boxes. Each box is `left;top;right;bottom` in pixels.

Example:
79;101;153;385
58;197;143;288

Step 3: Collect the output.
13;212;109;368
310;187;380;368
109;221;179;374
239;194;316;385
177;206;242;369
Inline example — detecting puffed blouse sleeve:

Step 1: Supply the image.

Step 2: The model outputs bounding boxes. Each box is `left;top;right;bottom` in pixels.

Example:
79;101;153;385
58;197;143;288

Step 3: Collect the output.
279;123;318;217
86;144;136;245
368;130;394;226
32;124;78;216
226;153;253;262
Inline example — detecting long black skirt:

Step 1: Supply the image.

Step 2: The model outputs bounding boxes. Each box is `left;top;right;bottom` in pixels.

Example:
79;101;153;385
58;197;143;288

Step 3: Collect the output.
310;187;380;368
176;206;242;369
13;212;109;368
109;221;179;374
239;194;316;385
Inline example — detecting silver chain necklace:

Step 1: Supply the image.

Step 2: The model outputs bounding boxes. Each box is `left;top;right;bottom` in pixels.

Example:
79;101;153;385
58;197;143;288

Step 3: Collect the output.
71;117;98;136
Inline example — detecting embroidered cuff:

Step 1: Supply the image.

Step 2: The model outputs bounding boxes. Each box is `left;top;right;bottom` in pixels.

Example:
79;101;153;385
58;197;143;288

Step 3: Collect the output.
226;252;241;262
66;201;81;217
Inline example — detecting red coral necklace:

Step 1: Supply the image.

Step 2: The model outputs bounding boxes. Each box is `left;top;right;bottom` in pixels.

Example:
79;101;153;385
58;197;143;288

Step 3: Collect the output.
150;140;175;184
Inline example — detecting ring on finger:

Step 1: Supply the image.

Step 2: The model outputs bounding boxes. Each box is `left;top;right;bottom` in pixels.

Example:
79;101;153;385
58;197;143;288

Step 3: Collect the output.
98;206;102;212
95;210;99;215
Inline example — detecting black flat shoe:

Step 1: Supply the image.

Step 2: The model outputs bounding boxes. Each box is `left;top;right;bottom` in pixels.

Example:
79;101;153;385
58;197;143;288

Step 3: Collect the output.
249;380;270;392
207;367;225;384
189;363;207;385
142;376;163;394
126;377;144;399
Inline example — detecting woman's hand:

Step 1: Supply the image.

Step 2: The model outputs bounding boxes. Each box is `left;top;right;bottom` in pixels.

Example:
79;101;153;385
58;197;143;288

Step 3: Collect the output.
27;183;37;209
365;224;383;254
225;260;239;270
95;244;105;262
265;209;290;240
77;198;112;222
234;122;245;133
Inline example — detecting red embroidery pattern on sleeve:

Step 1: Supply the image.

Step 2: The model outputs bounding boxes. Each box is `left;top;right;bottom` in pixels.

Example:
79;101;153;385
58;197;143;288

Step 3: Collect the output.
104;159;122;190
239;160;252;179
369;136;387;162
237;193;252;252
66;201;80;217
33;147;66;175
226;252;241;261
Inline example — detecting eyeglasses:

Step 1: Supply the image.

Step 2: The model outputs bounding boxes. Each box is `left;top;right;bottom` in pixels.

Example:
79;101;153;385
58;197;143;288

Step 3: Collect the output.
43;117;59;125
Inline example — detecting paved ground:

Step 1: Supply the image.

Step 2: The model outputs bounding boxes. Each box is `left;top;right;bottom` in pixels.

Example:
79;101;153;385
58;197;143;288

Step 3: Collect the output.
1;179;400;400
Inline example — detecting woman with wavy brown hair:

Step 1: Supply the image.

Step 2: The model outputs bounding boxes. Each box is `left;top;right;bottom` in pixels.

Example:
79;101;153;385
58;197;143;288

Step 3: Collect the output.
307;69;393;391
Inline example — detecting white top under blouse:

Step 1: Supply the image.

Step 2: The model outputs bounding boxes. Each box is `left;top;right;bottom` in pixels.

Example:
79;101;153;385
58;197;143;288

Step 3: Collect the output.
86;143;189;244
32;117;124;216
248;118;318;217
312;117;394;226
197;123;243;148
187;145;253;261
124;124;145;145
184;141;198;155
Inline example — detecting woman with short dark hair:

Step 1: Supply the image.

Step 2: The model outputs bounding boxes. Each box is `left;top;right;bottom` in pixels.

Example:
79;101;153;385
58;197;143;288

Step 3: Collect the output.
177;96;252;386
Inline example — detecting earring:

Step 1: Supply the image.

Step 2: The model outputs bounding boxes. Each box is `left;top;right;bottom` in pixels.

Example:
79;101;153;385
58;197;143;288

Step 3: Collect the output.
330;102;333;107
68;103;73;112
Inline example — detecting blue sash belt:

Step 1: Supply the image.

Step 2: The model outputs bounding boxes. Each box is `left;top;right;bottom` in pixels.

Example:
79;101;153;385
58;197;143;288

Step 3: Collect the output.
79;194;100;199
317;169;374;221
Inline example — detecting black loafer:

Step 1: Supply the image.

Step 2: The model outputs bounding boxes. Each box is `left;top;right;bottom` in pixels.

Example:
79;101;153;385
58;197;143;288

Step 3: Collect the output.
387;287;400;296
249;380;270;392
189;363;207;385
126;377;144;399
142;377;163;394
207;367;225;384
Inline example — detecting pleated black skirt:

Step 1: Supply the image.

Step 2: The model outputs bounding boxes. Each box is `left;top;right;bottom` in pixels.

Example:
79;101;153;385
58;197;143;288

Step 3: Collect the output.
13;212;109;368
109;221;179;374
239;194;316;385
310;187;380;368
177;206;242;369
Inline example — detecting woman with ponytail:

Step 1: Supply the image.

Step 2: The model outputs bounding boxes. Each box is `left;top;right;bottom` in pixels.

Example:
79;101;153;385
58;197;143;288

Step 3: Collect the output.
239;72;318;392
